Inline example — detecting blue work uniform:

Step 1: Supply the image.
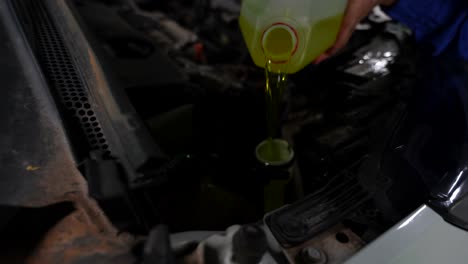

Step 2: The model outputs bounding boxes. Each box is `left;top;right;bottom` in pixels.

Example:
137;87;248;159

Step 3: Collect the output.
385;0;468;60
382;1;468;202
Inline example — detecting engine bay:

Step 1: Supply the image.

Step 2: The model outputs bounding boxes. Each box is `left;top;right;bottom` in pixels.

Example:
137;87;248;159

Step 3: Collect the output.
9;0;432;262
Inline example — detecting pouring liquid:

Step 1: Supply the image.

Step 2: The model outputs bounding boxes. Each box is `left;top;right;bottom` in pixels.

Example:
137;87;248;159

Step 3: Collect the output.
261;60;292;212
258;25;293;212
262;59;290;162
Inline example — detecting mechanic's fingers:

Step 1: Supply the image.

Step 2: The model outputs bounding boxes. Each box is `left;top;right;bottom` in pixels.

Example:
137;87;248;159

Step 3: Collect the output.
313;54;329;64
312;12;356;64
314;0;376;64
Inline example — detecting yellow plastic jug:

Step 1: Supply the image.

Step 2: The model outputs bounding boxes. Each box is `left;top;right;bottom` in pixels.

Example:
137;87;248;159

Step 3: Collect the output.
239;0;347;73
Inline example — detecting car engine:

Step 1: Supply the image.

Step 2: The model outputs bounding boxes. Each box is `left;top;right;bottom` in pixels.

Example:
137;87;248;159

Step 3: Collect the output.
7;0;432;262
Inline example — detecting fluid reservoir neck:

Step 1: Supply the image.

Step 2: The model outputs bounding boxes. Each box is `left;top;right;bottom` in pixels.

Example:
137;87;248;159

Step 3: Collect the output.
262;23;298;62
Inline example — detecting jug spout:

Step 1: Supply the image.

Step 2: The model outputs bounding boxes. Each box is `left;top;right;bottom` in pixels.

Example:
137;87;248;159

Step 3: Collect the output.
262;23;297;63
239;0;347;73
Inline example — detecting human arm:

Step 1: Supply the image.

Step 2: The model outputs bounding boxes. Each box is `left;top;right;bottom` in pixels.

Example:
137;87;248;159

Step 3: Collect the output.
314;0;396;64
315;0;468;63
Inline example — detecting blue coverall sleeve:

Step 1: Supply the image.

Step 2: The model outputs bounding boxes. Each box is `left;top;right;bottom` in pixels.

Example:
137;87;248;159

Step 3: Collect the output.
384;0;468;60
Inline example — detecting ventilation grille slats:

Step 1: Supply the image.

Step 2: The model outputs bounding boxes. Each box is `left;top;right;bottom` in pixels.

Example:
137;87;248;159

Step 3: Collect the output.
13;0;112;156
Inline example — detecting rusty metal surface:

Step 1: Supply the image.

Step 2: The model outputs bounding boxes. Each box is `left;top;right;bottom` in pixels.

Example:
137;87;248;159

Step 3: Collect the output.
0;1;137;263
25;201;135;264
285;224;364;264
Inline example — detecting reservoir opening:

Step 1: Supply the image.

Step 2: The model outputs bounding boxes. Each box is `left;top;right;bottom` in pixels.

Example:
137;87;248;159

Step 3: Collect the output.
256;139;294;166
262;24;297;62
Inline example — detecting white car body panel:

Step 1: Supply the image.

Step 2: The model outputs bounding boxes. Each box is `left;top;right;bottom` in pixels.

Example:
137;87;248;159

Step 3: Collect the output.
346;205;468;264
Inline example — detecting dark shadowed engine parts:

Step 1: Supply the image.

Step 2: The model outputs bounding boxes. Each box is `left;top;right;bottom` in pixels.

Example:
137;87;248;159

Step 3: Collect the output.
69;0;426;261
9;0;435;262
